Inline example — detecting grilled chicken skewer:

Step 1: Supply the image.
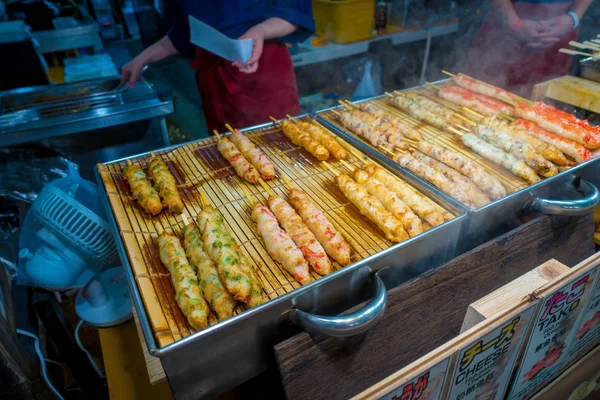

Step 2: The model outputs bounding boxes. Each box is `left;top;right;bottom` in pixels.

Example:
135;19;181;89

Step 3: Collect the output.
215;130;260;184
291;117;348;160
513;119;593;164
357;103;423;141
438;85;513;116
277;118;330;161
323;162;408;242
394;151;473;206
147;155;184;214
475;124;558;178
282;175;352;266
258;179;332;276
197;204;264;307
483;117;570;166
389;92;469;131
417;141;506;200
457;132;541;185
157;231;209;330
242;186;311;285
363;164;443;227
410;151;491;208
513;103;600;149
123;160;163;215
182;222;237;321
343;161;424;237
227;125;276;180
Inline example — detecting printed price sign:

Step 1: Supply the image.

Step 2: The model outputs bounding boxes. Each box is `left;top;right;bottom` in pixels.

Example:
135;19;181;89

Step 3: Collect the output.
507;269;597;400
446;305;536;400
564;265;600;368
379;358;450;400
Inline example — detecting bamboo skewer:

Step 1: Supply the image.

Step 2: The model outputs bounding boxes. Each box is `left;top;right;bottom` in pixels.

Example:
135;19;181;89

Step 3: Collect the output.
269;116;280;126
322;161;339;177
497;95;519;107
343;100;360;109
454;113;477;126
338;101;353;111
126;159;133;165
150;152;156;158
462;107;484;119
240;184;256;207
401;137;419;145
339;159;355;173
442;70;455;77
425;82;438;91
182;214;190;226
583;41;600;49
285;114;298;123
258;178;275;197
212;130;222;140
456;124;471;132
199;190;210;208
281;173;294;190
448;127;465;136
569;41;600;51
384;92;394;98
225;123;235;133
499;112;515;121
559;48;593;57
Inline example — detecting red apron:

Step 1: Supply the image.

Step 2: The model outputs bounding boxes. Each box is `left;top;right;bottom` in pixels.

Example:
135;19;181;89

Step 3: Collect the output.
191;42;301;133
464;2;579;98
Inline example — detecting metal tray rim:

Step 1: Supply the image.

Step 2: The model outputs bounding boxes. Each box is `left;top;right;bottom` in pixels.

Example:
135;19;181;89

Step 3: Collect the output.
95;121;469;357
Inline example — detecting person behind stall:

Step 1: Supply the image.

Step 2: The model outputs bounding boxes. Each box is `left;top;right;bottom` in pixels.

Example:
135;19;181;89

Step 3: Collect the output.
121;2;314;133
463;0;593;98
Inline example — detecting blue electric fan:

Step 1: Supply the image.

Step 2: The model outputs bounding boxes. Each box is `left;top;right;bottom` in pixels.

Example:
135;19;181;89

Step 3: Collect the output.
18;164;132;327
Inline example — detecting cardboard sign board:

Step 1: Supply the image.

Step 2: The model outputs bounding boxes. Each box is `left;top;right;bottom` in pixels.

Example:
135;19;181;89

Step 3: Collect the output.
562;263;600;369
445;305;537;400
506;255;600;400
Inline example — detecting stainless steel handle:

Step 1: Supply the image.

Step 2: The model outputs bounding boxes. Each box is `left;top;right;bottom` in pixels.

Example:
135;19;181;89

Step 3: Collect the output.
288;270;387;337
526;178;599;216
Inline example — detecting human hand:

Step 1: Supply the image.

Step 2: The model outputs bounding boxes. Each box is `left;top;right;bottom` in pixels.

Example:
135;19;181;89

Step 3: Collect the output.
539;14;575;39
526;37;561;50
121;55;147;87
513;19;549;42
232;25;265;74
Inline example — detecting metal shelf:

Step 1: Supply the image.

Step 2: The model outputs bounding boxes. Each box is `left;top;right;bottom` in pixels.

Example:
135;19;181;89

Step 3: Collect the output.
291;21;459;67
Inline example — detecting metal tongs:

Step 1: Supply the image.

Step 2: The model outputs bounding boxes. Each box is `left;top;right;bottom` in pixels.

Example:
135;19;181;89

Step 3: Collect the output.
114;65;149;93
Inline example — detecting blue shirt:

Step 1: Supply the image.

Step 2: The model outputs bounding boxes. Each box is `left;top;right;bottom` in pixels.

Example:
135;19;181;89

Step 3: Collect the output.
167;0;315;57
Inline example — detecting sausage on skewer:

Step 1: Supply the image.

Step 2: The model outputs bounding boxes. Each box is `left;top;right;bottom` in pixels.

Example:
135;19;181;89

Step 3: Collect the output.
417;141;507;200
296;119;348;160
157;232;209;330
279;119;330;160
352;167;424;236
267;194;333;276
513;119;593;164
438;85;513;116
363;164;444;227
288;188;352;266
122;162;163;215
147;156;184;214
228;128;276;180
197;205;264;307
216;135;260;184
182;224;237;321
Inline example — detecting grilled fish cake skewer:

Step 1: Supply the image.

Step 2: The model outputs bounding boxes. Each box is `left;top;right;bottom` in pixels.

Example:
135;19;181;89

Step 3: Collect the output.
217;137;260;184
417;141;506;200
148;156;184;214
197;206;264;307
268;195;333;276
475;124;558;178
364;164;443;227
288;188;352;266
182;224;237;321
229;129;276;180
358;103;423;141
251;204;311;285
299;120;348;160
157;232;209;330
395;153;473;206
514;103;600;149
461;134;541;184
122;163;163;215
484;117;570;166
438;85;513;116
352;168;423;237
513;119;593;164
411;152;491;208
280;120;330;160
335;172;408;242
